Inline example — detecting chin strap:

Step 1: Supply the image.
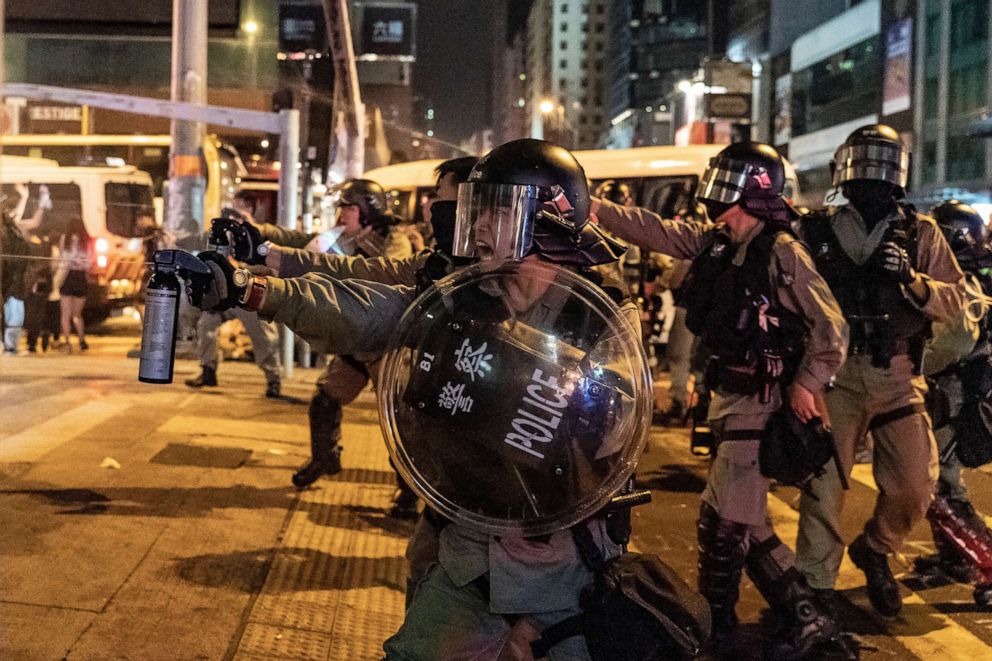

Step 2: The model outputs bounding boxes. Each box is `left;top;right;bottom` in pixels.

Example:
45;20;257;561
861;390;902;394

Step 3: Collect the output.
531;222;627;267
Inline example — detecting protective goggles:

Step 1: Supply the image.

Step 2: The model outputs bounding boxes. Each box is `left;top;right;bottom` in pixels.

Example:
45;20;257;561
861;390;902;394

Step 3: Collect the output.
831;142;909;188
698;158;766;204
453;182;542;261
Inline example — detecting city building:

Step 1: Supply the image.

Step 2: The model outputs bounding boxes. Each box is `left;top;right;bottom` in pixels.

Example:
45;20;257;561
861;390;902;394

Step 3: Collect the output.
523;0;610;150
912;0;991;211
602;1;731;149
490;1;529;145
3;0;279;143
349;0;417;166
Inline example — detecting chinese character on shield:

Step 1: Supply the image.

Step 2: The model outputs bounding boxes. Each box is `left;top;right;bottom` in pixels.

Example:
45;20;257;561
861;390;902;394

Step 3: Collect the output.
437;381;474;416
454;338;493;382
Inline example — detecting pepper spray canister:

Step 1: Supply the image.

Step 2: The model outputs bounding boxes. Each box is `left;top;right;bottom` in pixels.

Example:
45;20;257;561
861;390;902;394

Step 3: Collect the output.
138;250;213;384
138;264;181;383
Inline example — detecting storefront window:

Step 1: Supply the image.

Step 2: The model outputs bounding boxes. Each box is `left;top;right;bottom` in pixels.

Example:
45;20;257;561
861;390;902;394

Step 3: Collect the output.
790;36;883;138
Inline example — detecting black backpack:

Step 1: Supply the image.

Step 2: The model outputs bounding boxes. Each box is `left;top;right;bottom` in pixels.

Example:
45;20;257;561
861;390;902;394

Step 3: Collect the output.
531;526;711;660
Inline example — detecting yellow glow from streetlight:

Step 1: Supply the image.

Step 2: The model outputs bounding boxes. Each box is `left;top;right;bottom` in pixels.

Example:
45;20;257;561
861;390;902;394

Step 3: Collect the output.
243;20;259;34
539;99;555;114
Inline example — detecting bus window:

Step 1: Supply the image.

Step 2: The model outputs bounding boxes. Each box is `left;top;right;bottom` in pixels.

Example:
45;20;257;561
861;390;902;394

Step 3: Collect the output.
105;182;155;237
1;182;82;238
387;189;413;222
639;176;699;219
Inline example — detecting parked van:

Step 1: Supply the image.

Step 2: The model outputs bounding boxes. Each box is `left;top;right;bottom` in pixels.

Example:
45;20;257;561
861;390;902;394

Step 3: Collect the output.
0;155;156;320
363;144;800;223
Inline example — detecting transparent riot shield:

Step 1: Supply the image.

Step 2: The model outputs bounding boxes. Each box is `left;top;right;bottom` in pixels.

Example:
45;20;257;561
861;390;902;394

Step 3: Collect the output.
379;260;652;536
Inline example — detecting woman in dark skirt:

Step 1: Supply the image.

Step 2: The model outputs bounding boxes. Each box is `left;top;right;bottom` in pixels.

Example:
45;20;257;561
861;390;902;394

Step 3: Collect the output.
59;218;91;353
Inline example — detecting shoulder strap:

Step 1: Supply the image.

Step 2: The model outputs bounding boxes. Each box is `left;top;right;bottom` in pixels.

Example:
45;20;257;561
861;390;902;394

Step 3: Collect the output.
530;616;585;659
571;521;607;572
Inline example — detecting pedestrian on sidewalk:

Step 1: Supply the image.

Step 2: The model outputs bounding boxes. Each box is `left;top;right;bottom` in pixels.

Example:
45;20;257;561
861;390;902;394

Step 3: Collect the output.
58;218;91;353
24;234;54;353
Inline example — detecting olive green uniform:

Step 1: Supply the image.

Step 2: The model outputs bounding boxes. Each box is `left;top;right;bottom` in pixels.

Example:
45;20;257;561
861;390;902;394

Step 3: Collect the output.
595;199;848;528
795;205;965;590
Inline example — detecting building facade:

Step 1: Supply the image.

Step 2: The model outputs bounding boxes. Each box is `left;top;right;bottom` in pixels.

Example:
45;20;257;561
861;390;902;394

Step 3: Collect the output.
524;0;610;150
912;0;991;211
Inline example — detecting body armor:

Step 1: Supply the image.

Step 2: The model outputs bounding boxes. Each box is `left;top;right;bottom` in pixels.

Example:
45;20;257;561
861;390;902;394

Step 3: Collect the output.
682;227;806;398
802;204;928;368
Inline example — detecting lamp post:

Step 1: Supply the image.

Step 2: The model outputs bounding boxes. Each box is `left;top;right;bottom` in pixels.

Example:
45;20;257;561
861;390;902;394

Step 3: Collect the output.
539;98;569;147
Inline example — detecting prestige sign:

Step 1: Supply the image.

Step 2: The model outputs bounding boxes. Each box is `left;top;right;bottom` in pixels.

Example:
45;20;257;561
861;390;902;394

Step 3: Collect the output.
25;103;83;133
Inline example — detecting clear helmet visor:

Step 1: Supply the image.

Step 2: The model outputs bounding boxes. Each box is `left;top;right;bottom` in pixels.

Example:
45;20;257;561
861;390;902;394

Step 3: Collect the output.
697;159;751;204
831;142;909;188
453;182;542;261
378;261;652;536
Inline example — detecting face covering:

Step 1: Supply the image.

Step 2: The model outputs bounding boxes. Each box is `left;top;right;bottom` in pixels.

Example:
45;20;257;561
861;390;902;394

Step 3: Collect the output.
701;199;736;223
842;180;899;226
429;200;458;256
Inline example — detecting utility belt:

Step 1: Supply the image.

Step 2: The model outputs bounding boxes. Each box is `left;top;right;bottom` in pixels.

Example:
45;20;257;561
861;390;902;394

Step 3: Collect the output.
848;337;912;358
847;313;928;373
704;353;795;404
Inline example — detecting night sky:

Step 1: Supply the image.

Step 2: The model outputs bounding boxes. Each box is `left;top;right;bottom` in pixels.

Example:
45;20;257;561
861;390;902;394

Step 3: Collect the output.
414;0;496;143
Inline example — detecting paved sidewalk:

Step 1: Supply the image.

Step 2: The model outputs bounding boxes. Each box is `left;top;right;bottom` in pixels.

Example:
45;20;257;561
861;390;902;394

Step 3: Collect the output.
232;395;408;661
0;333;410;661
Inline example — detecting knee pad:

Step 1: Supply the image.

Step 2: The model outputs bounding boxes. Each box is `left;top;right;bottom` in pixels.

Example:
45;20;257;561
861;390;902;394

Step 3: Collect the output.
697;502;749;599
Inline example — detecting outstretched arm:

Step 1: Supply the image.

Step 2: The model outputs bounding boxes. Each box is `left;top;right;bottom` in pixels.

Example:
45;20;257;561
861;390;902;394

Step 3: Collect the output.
593;198;713;259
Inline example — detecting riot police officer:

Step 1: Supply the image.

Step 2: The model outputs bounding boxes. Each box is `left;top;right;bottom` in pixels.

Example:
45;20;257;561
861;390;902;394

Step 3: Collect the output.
794;125;965;617
223;179;415;505
915;200;992;607
593;141;849;657
187;140;651;660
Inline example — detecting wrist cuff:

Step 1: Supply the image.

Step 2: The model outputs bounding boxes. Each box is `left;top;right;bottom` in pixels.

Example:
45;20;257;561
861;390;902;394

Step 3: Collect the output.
241;275;268;311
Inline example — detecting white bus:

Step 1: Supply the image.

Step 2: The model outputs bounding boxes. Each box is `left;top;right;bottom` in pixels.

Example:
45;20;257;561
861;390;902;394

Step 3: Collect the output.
363;144;800;224
1;154;156;319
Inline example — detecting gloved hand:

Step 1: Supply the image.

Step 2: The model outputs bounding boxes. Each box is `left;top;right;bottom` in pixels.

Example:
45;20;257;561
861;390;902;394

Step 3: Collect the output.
219;208;266;264
186;251;247;311
876;241;918;285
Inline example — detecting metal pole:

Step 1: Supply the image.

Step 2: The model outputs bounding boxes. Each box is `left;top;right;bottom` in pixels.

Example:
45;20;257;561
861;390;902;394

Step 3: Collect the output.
278;109;301;378
166;0;208;247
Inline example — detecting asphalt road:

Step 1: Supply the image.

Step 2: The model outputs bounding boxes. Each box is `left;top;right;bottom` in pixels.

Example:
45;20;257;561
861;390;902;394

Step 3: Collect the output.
3;321;992;660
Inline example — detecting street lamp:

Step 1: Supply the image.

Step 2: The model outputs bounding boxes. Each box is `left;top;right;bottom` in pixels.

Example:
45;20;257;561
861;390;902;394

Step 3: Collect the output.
539;99;556;115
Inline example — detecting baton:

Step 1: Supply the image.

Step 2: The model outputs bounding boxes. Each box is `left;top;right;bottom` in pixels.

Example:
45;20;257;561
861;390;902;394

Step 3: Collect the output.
815;391;850;491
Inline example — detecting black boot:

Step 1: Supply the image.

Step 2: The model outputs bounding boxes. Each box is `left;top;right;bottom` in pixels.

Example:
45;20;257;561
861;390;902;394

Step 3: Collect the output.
292;391;343;489
848;533;902;617
389;480;419;520
265;379;281;399
185;366;218;388
697;502;749;653
746;535;844;659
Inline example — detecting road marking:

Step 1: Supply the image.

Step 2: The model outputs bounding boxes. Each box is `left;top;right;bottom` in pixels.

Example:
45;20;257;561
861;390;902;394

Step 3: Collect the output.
0;398;133;462
157;415;309;445
0;386;94;432
649;428;992;658
849;463;992;538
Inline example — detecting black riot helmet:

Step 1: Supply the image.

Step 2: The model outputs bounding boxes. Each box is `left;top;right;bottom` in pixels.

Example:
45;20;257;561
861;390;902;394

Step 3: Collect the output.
453;139;624;267
334;178;392;229
831;124;910;192
697;141;796;225
931;199;991;271
594;179;634;206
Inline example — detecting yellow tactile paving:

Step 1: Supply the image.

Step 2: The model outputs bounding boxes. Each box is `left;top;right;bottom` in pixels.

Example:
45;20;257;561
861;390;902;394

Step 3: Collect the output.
233;392;407;661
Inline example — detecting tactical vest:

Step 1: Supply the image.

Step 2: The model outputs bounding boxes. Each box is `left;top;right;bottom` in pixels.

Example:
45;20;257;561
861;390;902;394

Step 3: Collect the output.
682;227;806;396
801;204;928;367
